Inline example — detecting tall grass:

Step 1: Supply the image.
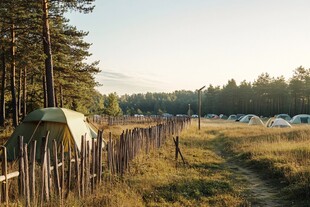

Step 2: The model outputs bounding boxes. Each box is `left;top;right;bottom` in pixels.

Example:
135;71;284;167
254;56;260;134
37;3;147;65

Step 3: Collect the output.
203;119;310;203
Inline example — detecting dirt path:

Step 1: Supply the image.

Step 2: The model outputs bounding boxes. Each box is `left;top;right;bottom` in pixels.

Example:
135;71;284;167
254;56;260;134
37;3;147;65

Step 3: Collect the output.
213;140;289;207
225;161;286;206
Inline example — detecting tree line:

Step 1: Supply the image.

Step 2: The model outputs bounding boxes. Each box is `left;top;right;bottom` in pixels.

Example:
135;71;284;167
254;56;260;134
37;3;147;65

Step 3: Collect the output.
119;66;310;117
0;0;104;127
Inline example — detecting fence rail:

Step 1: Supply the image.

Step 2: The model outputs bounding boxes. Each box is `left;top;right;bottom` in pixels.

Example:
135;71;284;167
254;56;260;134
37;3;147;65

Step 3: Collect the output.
90;115;185;126
0;118;190;206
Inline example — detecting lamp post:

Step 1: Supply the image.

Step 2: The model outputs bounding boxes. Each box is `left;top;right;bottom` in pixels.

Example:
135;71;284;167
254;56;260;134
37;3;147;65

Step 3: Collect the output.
197;85;205;130
188;104;191;117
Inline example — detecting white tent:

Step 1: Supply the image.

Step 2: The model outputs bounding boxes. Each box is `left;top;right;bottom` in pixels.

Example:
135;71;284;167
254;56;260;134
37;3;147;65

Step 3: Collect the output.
275;114;291;121
271;118;292;128
266;117;276;127
290;114;310;124
227;114;237;121
239;114;257;123
248;116;264;126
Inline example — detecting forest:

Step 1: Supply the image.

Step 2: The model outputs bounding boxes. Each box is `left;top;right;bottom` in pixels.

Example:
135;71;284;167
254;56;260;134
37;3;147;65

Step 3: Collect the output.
0;0;104;127
1;1;310;129
119;67;310;117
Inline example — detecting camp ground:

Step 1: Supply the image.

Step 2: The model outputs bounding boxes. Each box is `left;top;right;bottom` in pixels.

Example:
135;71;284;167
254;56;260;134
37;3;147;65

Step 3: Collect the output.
4;107;97;161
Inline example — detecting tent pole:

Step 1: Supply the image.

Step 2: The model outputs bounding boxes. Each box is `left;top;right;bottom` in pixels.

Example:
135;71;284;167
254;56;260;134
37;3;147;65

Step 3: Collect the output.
27;120;42;144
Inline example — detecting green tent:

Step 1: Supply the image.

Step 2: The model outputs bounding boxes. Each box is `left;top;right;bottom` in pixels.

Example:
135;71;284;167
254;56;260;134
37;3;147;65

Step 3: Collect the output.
5;107;97;161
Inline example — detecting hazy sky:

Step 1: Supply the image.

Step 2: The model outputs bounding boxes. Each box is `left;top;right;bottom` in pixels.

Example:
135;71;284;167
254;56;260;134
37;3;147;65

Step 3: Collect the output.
66;0;310;95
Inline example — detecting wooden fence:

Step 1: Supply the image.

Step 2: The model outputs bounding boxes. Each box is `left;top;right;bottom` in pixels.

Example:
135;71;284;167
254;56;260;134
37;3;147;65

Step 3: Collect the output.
90;115;180;126
0;118;190;206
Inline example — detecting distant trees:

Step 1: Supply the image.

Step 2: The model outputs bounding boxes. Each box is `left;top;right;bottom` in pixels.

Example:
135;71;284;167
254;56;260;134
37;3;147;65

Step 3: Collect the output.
119;67;310;117
105;93;122;116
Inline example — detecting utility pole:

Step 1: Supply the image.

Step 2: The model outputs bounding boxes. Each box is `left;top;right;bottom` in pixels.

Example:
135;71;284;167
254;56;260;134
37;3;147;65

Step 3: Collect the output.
198;85;205;130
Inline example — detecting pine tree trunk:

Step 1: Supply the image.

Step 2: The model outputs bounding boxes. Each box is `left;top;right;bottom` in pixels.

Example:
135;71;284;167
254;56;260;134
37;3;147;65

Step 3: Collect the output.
42;0;55;107
43;73;47;108
18;67;22;117
60;85;63;108
0;48;6;127
11;24;18;127
22;67;27;118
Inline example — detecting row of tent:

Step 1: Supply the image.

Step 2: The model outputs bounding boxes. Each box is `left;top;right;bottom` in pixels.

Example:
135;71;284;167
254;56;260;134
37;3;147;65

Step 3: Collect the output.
227;114;310;128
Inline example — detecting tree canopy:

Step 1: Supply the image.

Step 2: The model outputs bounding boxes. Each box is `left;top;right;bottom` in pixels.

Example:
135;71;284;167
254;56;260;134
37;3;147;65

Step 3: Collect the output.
0;0;103;127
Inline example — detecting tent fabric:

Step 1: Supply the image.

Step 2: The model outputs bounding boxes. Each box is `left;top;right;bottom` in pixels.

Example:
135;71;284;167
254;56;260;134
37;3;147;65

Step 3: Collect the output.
5;107;97;161
266;117;276;127
271;118;292;128
227;114;237;121
275;114;291;121
239;114;256;123
289;114;310;124
248;116;264;126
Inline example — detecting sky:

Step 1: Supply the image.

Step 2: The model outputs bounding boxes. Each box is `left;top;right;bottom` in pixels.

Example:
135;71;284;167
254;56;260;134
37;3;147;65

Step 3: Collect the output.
66;0;310;95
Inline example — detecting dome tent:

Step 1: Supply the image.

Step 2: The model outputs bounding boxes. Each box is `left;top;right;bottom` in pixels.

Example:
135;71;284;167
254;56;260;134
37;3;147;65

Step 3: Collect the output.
290;114;310;124
5;107;97;161
275;114;291;121
227;114;237;121
248;116;264;126
271;118;292;128
239;114;256;123
266;117;276;127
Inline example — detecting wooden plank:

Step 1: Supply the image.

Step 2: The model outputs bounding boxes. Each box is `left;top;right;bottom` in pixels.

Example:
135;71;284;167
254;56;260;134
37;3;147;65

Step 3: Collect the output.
46;149;51;200
19;136;25;196
61;142;64;202
1;146;8;206
74;144;80;198
98;131;103;183
80;136;85;197
0;171;20;182
24;144;30;207
52;140;60;196
40;131;50;207
86;140;91;195
29;140;36;200
66;140;72;198
91;139;95;192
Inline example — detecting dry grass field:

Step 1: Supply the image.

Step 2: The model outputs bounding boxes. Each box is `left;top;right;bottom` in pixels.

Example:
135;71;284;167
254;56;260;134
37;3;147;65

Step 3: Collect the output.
1;118;310;206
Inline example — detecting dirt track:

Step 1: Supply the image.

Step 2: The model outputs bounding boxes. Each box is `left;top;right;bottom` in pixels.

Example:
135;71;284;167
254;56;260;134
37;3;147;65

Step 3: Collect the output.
226;161;287;206
213;139;290;207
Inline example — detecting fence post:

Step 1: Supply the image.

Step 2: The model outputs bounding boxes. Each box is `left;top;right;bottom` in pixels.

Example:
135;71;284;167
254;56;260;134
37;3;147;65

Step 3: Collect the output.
86;141;90;195
19;136;25;196
52;139;60;197
174;136;179;161
98;130;103;184
74;144;81;198
91;139;95;192
61;142;65;202
1;146;8;206
29;141;36;201
80;136;85;197
40;131;50;206
66;141;72;198
24;144;30;207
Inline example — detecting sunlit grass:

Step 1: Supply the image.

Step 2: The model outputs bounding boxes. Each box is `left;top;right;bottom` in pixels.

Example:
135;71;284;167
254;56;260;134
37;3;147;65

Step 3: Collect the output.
120;121;248;207
200;119;310;202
